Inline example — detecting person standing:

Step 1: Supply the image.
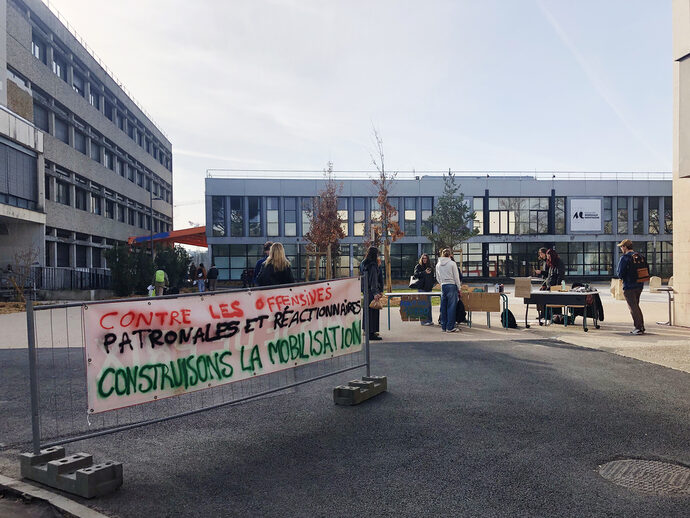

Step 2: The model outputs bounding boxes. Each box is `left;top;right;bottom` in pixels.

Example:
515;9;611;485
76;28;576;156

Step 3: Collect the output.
542;249;565;289
617;239;645;334
534;248;548;280
436;249;462;333
253;242;273;286
256;243;295;286
359;246;384;341
207;263;219;291
188;263;196;285
152;268;168;296
413;253;436;326
196;263;207;293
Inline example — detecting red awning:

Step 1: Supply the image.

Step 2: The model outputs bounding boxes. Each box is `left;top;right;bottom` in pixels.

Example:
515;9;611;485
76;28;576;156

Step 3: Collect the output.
127;226;207;248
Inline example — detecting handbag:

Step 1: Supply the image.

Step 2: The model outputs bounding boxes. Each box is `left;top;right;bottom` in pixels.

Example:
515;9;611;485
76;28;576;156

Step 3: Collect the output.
369;298;384;310
409;275;423;290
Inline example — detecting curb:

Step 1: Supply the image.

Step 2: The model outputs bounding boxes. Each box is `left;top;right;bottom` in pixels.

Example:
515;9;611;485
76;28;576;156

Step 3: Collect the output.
0;474;109;518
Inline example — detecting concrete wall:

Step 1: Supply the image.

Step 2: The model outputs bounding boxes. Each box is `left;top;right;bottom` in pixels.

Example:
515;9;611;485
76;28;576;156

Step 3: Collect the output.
673;0;690;325
0;206;44;267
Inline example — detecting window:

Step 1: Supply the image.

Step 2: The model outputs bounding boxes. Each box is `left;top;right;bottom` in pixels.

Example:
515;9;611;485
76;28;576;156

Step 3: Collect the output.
137;171;144;187
617;197;628;234
267;197;279;236
117;205;125;222
353;197;365;236
473;198;484;235
52;55;66;81
229;196;243;237
648;197;659;234
388;243;419;279
33;103;49;132
75;188;87;210
248;197;261;236
128;165;136;182
54;118;69;144
56;181;70;205
212;196;226;237
104;99;113;120
488;197;549;235
89;89;100;109
563;242;613;276
603;197;613;234
301;198;312;236
44;176;51;200
74;131;86;154
403;197;416;235
75;245;87;268
31;33;46;64
138;212;145;229
664;196;673;233
90;141;101;163
72;73;85;96
284;197;296;236
104;150;113;170
421;197;433;234
128;209;135;226
633;196;643;234
106;199;114;219
338;198;349;237
91;194;102;215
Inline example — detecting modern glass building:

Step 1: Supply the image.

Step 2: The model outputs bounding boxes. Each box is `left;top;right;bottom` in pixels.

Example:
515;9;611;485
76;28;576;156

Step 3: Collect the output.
205;172;672;282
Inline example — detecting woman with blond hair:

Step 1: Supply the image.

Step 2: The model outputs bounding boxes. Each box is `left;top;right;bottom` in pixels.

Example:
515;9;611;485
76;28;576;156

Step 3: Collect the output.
256;242;295;286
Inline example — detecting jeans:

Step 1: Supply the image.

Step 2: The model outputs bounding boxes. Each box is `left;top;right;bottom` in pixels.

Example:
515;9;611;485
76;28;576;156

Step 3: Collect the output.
198;280;206;293
418;288;432;324
440;284;458;331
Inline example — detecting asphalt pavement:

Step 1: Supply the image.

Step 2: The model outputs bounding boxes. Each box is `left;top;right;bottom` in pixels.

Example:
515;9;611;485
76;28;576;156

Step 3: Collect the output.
1;339;689;517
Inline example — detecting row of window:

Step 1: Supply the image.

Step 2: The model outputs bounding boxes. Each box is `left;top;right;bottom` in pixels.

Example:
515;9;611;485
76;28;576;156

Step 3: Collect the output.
212;196;434;238
31;89;172;203
24;6;172;171
212;239;673;281
45;163;171;233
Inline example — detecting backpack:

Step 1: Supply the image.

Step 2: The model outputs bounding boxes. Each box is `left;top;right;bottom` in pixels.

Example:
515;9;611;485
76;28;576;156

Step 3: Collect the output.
631;253;650;283
456;298;467;323
500;309;518;328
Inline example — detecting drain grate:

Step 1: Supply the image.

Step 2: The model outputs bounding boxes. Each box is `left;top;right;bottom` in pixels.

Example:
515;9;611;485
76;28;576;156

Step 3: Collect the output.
599;459;690;496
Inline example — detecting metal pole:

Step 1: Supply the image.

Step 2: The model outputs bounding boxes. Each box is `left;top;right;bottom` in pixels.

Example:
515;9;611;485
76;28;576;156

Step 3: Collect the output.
363;269;370;377
149;189;153;256
26;300;41;455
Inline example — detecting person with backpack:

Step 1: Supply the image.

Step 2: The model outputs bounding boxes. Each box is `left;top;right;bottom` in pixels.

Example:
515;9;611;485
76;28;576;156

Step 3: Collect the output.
151;268;169;296
196;263;207;293
617;239;647;334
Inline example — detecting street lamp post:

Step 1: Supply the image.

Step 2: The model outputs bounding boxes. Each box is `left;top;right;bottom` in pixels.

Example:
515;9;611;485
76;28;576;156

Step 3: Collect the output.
150;191;163;256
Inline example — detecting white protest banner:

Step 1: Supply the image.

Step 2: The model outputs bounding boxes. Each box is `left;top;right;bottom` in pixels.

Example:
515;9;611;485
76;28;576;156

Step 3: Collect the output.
83;278;362;414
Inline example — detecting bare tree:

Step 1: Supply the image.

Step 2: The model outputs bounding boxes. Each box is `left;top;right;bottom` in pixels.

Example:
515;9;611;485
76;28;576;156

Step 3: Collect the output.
370;128;404;293
304;162;346;279
9;246;40;302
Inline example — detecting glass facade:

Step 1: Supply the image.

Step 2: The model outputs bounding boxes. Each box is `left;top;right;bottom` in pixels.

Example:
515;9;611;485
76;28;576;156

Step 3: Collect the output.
208;190;673;281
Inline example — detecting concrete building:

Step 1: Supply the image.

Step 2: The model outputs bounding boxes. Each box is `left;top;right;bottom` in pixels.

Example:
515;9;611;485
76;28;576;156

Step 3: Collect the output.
205;172;672;282
673;0;690;327
0;0;172;273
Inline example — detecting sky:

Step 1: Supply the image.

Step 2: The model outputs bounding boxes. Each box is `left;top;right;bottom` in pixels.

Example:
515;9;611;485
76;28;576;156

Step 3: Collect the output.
47;0;672;229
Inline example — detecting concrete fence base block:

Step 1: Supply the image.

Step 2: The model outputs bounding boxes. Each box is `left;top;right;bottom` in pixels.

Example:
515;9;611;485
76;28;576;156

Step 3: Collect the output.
333;375;387;405
20;447;122;499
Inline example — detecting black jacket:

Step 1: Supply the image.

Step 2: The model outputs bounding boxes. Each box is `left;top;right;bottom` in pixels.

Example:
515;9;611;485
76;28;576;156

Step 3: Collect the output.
413;263;436;291
359;259;383;297
543;257;565;289
256;263;295;287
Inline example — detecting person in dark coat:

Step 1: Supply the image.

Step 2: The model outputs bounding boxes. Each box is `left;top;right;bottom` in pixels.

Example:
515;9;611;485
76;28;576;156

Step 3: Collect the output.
359;246;384;341
542;249;565;289
256;243;295;286
253;241;273;286
413;253;436;326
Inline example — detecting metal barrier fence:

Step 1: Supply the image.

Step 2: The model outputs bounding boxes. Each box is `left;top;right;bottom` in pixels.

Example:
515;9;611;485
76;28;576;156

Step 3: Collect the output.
19;277;369;454
32;266;112;291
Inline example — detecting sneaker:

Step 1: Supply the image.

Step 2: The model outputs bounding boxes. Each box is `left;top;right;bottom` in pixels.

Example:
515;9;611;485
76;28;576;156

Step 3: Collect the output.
421;321;434;326
630;328;644;335
369;334;383;341
446;328;459;333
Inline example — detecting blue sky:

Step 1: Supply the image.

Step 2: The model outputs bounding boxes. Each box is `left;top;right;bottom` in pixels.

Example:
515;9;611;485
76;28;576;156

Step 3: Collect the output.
49;0;671;228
